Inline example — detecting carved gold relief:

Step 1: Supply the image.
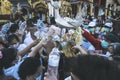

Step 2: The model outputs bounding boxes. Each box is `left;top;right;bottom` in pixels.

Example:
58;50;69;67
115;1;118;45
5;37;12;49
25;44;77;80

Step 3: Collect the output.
0;0;12;14
60;0;72;17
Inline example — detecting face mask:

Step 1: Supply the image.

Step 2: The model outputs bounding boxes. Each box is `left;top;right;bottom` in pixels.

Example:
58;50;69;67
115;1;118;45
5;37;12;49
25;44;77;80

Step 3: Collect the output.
101;40;109;49
83;25;89;29
89;28;95;32
104;28;110;32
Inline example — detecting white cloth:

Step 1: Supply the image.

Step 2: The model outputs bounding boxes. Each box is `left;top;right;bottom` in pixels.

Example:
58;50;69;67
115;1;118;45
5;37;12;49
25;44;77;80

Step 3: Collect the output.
34;31;46;39
61;28;66;36
88;45;95;51
17;44;27;52
68;29;75;34
23;35;34;46
4;56;42;80
4;61;23;80
50;25;61;36
25;32;31;39
105;52;112;58
43;27;49;33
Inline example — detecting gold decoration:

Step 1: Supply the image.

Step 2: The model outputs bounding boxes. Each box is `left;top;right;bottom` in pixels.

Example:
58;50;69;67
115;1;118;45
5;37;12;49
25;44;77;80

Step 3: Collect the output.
61;27;83;57
28;0;32;6
0;0;12;14
32;0;48;13
62;41;75;57
28;0;48;20
60;0;72;17
73;27;82;45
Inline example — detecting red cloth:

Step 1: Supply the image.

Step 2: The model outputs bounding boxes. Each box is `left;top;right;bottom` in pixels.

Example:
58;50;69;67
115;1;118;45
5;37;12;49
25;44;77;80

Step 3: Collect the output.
82;30;102;50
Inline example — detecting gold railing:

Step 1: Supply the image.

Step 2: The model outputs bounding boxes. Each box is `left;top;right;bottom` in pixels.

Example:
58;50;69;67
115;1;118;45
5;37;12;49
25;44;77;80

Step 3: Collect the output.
0;0;12;24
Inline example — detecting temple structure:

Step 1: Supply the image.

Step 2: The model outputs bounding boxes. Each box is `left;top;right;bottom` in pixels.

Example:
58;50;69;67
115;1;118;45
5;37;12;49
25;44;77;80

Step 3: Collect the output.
0;0;120;23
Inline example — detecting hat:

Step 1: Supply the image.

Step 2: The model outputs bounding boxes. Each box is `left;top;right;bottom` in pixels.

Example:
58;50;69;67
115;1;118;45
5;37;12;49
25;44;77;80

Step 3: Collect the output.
88;22;96;27
104;22;113;28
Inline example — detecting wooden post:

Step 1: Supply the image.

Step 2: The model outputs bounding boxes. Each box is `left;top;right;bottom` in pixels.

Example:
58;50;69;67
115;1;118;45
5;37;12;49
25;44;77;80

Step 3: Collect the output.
90;0;94;15
105;0;108;16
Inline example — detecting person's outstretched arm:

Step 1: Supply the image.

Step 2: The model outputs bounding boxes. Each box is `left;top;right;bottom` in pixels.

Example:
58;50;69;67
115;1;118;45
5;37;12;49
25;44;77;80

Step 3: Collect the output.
18;39;40;57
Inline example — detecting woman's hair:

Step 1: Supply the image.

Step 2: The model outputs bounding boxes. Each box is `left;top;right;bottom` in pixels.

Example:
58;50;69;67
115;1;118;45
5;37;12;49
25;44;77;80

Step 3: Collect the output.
20;8;27;16
7;24;19;34
0;48;17;75
26;19;33;27
7;34;20;44
64;55;120;80
18;57;41;79
104;33;120;43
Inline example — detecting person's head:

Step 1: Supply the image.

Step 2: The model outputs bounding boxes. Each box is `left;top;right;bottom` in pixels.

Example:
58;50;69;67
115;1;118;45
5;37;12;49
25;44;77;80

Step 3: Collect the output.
18;57;42;80
88;22;96;34
0;48;17;75
103;27;111;32
98;16;102;20
103;22;113;32
29;24;37;36
104;33;120;43
108;43;120;56
20;8;28;16
101;33;120;49
7;34;20;48
43;21;49;27
7;24;19;35
83;19;89;25
93;33;100;39
108;43;120;68
64;55;120;80
26;19;33;28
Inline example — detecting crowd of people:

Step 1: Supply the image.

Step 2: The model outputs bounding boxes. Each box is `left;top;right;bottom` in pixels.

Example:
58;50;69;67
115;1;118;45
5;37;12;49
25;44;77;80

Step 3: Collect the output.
0;5;120;80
